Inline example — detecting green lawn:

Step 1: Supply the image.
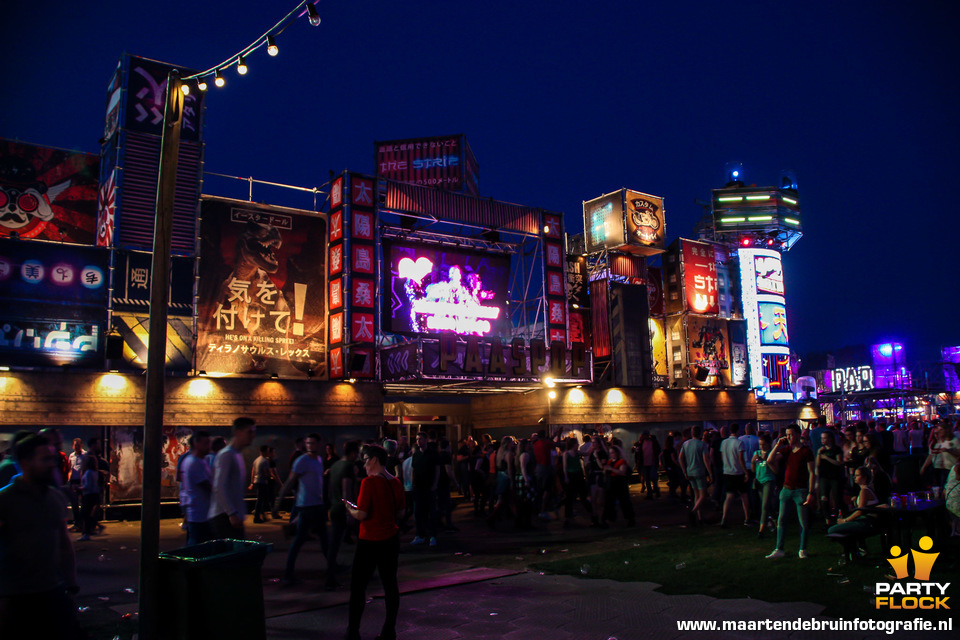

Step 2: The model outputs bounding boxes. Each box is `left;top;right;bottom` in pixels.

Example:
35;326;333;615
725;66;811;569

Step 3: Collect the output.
531;523;959;622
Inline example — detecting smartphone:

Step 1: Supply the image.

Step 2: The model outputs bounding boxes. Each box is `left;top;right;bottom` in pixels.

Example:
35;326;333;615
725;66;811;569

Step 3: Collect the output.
343;499;358;510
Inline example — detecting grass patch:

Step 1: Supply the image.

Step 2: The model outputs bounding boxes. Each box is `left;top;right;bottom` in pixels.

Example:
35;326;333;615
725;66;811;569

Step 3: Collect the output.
531;523;958;621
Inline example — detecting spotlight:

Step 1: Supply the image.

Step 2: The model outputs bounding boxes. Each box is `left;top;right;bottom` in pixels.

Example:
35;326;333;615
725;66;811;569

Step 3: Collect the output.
180;84;190;96
741;237;751;246
766;238;775;246
237;55;248;75
214;70;225;87
307;2;321;26
544;377;556;388
270;372;279;379
543;224;551;234
548;390;557;399
266;36;279;56
732;170;740;178
348;378;357;384
197;78;208;91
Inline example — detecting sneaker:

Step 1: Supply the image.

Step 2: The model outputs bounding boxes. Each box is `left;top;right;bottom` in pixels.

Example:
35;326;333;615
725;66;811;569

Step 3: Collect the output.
765;549;786;559
428;537;438;547
411;536;427;545
77;534;90;542
798;550;809;559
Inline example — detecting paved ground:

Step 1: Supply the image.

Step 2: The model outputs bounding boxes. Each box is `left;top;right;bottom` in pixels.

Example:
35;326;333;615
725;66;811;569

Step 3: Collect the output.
70;487;938;640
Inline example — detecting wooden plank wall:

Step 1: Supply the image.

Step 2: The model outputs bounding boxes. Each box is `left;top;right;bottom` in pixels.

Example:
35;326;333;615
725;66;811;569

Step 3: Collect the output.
0;372;383;427
469;387;759;429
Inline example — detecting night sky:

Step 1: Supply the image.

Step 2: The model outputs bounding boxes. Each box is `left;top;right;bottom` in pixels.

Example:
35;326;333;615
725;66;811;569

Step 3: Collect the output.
2;1;957;365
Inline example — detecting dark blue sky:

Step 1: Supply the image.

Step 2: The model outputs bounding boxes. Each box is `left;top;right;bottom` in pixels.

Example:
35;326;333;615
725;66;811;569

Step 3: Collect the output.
2;1;956;364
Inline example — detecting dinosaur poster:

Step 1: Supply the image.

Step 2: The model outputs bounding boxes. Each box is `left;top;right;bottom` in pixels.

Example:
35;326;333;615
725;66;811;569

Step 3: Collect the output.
196;197;327;377
0;139;99;244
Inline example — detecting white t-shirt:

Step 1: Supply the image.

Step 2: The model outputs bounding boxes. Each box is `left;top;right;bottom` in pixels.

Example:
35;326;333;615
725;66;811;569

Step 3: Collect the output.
720;436;746;476
182;453;211;523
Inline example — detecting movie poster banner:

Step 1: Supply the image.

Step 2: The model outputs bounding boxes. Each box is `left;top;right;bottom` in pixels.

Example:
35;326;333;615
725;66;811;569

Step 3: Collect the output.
197;198;326;377
685;315;730;388
110;425;192;501
1;140;99;244
648;317;668;385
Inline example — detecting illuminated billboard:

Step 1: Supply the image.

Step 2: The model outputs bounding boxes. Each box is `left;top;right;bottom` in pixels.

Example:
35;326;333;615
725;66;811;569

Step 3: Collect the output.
739;248;791;400
583;192;625;253
0;239;108;367
624;190;665;252
583;189;665;256
197;198;327;377
682;240;718;315
382;240;511;337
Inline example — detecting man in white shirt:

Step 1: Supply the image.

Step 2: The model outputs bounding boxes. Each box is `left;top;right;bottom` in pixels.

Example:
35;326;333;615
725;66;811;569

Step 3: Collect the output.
208;417;256;539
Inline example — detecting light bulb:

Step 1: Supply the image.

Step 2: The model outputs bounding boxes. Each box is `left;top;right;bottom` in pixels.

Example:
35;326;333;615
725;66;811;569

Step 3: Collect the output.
180;84;190;96
197;78;208;91
307;3;321;26
266;36;279;56
214;70;225;87
237;55;248;75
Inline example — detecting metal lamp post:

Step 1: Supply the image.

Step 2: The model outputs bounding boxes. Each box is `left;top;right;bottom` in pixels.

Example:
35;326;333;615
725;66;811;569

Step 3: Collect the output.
139;68;182;640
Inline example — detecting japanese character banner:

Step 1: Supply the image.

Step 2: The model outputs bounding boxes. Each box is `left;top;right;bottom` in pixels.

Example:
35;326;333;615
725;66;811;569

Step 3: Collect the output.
1;140;99;244
681;239;718;315
197;198;326;377
112;250;194;314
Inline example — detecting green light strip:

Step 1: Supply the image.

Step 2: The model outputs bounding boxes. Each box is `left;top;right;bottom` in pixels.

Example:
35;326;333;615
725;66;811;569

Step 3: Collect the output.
745;195;770;200
747;215;773;221
784;217;800;225
718;196;743;202
720;217;746;223
782;196;797;204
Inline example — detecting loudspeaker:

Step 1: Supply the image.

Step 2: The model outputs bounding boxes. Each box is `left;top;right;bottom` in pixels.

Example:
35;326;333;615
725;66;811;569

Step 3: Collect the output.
105;334;124;360
349;351;368;372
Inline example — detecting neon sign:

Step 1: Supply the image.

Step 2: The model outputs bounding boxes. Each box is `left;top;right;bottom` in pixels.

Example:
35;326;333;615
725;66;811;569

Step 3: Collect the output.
385;241;510;337
739;248;791;399
832;366;875;393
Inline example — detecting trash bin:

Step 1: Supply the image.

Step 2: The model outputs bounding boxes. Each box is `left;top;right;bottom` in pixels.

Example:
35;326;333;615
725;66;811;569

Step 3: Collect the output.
157;539;272;640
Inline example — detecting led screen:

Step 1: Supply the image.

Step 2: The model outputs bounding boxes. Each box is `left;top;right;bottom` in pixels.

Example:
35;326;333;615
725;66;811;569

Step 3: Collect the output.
383;240;511;337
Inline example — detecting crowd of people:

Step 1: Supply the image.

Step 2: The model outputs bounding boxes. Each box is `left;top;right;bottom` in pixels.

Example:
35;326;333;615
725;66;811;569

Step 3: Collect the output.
2;416;958;639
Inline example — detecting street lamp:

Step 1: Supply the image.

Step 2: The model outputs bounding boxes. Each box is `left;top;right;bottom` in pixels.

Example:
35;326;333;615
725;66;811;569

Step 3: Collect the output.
138;4;322;640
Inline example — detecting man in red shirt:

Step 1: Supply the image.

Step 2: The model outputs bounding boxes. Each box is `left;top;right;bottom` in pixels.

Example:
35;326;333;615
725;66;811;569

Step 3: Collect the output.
344;444;405;640
532;430;557;520
764;424;815;559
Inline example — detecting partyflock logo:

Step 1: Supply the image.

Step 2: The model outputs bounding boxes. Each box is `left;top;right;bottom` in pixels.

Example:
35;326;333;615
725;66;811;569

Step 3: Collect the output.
875;536;949;610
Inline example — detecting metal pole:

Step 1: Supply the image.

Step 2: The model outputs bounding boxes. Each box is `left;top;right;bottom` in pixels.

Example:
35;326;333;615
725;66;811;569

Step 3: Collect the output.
139;69;183;640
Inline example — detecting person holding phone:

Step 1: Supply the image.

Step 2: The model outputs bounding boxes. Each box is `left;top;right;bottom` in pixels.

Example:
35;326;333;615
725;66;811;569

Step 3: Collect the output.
764;425;815;559
344;444;405;640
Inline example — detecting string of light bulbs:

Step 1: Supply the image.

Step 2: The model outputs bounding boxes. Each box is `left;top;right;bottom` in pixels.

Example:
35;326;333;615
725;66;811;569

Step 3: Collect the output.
180;1;321;94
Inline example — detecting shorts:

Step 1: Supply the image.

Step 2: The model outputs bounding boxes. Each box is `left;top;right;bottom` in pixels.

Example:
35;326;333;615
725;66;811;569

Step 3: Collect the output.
688;475;707;491
724;474;746;494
